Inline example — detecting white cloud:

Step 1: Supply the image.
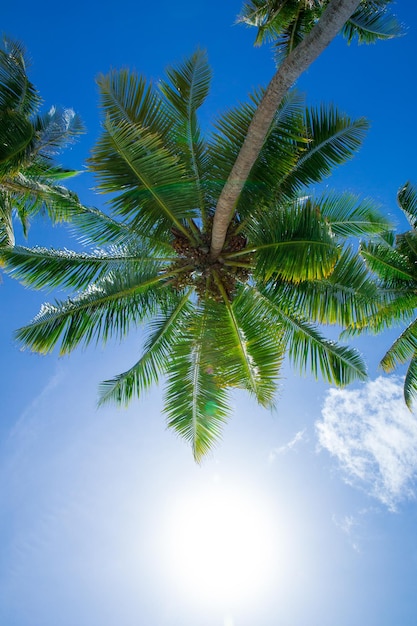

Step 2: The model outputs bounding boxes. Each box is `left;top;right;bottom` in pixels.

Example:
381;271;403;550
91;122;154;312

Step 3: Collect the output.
268;429;306;463
332;514;361;552
316;376;417;510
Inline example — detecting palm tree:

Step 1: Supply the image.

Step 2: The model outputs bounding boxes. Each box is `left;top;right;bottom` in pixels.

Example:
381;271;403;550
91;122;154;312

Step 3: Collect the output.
351;183;417;408
239;0;401;55
211;0;400;257
0;38;84;248
1;51;391;459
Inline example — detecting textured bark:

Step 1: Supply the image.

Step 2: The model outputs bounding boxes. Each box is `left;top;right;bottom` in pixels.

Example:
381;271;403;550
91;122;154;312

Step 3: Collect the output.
210;0;360;258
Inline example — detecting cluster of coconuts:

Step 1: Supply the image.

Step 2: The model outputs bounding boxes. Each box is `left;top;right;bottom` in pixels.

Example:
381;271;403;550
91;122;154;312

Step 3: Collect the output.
169;223;252;302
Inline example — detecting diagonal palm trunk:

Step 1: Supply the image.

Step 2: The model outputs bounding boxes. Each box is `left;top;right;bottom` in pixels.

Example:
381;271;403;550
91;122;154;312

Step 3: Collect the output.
210;0;360;259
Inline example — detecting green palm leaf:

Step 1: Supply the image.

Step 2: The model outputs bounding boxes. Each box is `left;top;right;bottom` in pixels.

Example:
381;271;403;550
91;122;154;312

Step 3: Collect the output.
395;231;417;268
0;193;14;246
342;1;402;44
15;267;175;354
398;181;417;230
0;38;85;246
242;199;339;282
404;357;417;409
279;247;382;327
0;110;33;171
318;191;392;237
343;292;417;337
164;304;230;462
0;38;40;115
381;319;417;373
255;284;367;385
277;106;368;197
68;205;141;246
159;49;211;224
97;69;173;138
90;117;197;240
213;278;282;406
99;291;193;406
231;285;284;398
360;240;416;285
238;0;324;51
0;244;169;291
3;169;84;224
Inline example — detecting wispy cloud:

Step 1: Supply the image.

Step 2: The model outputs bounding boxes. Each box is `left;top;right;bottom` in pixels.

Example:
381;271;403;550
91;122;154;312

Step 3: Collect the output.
331;510;372;553
316;376;417;510
9;367;65;441
268;429;306;463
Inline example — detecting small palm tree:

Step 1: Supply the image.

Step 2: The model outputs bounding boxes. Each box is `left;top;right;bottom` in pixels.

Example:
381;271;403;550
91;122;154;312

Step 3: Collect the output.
0;38;84;247
2;51;390;459
352;183;417;408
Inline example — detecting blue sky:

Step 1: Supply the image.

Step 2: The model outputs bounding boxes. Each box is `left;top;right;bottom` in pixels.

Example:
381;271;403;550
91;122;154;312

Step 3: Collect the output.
1;2;417;625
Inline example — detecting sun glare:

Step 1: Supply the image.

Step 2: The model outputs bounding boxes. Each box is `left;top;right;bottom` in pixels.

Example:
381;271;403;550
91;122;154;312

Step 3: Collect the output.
161;482;277;609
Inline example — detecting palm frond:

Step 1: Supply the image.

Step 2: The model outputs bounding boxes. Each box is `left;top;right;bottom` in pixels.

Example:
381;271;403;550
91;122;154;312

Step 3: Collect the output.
31;107;85;159
380;319;417;373
208;96;257;201
164;303;230;462
1;243;169;291
404;357;417;409
90;117;198;240
235;91;308;220
238;0;324;51
68;204;169;249
159;49;211;223
398;181;417;230
160;48;211;119
15;266;175;354
212;277;282;406
277;106;368;197
255;285;367;385
0;110;34;178
231;285;284;398
395;231;417;269
97;69;173;139
278;247;382;327
318;191;392;237
98;291;193;406
242;199;339;282
0;192;14;246
239;1;400;58
272;4;321;64
0;37;40;115
3;170;83;224
343;291;417;337
360;240;416;285
342;1;402;44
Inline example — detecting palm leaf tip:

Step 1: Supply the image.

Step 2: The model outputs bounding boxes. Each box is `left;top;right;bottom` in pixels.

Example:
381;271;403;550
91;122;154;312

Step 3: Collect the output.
404;358;417;410
398;181;417;229
165;380;230;462
164;344;231;461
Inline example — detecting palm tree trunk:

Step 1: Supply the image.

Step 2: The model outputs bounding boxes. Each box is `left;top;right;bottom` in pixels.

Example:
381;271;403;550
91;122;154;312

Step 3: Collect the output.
210;0;360;259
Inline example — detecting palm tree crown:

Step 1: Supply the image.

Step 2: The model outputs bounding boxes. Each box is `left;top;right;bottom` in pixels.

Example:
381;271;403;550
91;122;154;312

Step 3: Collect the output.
0;38;84;248
239;0;401;61
2;51;391;459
